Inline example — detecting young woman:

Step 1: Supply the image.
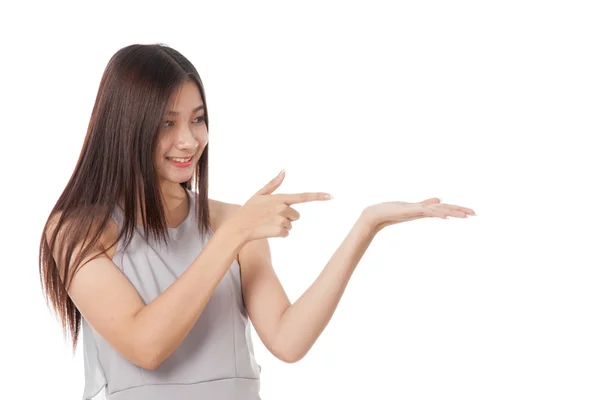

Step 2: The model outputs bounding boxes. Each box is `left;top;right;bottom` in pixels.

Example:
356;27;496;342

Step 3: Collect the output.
39;43;476;400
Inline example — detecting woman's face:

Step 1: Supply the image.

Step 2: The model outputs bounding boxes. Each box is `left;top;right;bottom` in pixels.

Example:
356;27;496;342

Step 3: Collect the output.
155;79;207;188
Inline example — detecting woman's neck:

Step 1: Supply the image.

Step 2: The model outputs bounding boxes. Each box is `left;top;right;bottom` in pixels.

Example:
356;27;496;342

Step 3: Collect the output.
117;185;189;228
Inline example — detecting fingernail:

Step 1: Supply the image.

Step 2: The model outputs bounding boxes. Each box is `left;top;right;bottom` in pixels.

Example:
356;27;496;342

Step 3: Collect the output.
278;169;285;177
324;193;333;200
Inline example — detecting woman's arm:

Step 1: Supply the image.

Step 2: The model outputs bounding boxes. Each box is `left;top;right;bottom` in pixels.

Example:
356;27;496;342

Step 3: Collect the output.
48;213;247;370
238;197;474;363
236;205;377;363
273;214;377;361
239;197;475;362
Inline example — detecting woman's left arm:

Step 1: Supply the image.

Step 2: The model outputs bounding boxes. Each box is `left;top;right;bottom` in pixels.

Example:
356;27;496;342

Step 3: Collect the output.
231;202;378;363
266;213;377;362
231;197;475;363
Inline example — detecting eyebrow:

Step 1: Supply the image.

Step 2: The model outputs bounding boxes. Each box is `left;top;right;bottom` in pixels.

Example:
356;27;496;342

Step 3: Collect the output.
165;104;205;116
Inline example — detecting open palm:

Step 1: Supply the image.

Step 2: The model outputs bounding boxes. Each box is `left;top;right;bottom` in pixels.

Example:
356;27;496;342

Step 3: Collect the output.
363;197;476;233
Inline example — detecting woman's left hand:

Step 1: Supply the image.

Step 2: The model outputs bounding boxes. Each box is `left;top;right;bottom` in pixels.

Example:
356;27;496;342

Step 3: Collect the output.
361;198;476;233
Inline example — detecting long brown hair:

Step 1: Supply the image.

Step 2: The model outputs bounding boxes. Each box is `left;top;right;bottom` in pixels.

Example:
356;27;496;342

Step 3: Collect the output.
38;43;213;352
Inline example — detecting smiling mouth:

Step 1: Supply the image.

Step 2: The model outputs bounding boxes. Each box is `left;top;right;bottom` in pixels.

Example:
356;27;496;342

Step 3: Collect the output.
166;156;193;163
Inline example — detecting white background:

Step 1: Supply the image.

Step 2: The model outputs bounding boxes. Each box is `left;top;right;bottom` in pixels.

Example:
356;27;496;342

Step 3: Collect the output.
1;1;599;399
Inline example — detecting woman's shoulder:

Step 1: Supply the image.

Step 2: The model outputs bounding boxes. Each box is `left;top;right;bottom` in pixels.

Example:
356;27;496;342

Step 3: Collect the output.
208;198;242;232
46;206;120;262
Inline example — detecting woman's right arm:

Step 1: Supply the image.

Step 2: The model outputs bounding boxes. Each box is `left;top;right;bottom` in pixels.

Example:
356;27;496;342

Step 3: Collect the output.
47;214;247;370
47;171;326;370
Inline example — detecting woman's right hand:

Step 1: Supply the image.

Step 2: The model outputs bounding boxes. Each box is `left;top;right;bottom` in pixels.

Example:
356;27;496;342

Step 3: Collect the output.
229;169;332;243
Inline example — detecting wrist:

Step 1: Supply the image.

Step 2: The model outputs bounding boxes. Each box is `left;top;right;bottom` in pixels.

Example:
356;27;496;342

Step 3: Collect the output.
220;218;250;249
357;210;380;235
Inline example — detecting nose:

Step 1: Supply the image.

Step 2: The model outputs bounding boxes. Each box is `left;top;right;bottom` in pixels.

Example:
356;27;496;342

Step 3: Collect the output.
175;140;198;151
174;129;200;152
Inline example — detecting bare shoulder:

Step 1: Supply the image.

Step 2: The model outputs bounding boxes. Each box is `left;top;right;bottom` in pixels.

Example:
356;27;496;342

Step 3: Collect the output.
208;198;242;232
46;209;120;262
208;199;268;269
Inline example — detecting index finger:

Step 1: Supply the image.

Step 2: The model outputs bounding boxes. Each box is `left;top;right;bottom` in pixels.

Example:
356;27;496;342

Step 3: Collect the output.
276;192;332;205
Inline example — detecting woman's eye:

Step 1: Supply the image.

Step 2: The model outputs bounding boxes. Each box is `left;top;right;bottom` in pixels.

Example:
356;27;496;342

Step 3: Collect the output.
162;116;204;128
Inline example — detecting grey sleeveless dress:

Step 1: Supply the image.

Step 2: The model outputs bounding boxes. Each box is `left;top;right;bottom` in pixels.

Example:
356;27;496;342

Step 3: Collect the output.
80;188;262;399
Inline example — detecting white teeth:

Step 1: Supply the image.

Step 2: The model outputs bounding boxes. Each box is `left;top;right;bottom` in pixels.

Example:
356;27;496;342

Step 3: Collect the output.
167;157;192;163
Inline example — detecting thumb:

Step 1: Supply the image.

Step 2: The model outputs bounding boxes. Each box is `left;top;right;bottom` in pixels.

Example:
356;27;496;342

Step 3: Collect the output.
255;169;285;196
420;197;441;205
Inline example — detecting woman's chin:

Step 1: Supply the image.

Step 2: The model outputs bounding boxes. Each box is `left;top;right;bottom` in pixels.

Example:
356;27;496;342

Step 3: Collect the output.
160;170;194;184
